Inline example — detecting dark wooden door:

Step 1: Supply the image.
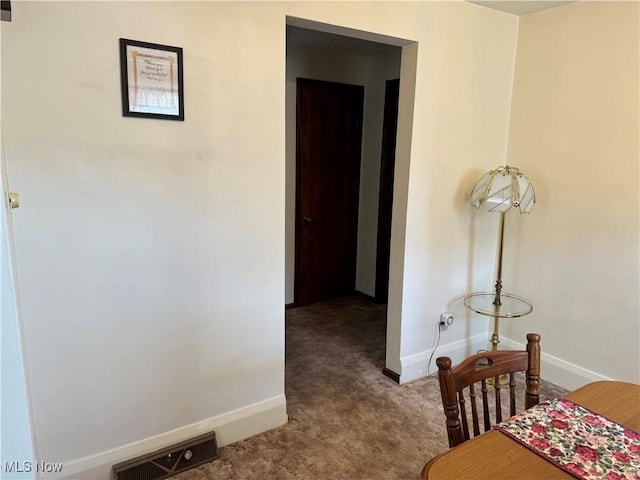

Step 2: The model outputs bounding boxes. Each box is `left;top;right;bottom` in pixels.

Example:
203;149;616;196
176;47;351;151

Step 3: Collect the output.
375;79;400;303
295;78;364;306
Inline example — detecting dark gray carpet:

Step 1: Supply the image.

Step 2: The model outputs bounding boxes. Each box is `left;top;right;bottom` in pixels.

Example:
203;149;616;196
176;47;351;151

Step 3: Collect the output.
172;296;567;479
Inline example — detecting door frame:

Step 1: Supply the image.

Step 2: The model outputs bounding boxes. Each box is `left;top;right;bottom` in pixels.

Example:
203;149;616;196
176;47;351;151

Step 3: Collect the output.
374;78;400;304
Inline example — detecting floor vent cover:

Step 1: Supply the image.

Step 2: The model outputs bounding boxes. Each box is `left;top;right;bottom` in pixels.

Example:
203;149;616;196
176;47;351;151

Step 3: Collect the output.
112;431;219;480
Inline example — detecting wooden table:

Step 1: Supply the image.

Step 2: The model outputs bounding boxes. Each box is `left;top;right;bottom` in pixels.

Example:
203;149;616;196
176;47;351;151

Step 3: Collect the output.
423;381;640;479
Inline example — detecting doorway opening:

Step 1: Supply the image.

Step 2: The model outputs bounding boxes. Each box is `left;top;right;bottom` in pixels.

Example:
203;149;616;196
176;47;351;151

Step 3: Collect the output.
285;21;405;308
285;18;417;382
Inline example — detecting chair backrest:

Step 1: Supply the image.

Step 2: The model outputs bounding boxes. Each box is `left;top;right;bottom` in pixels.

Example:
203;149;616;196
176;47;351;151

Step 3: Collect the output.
435;333;541;448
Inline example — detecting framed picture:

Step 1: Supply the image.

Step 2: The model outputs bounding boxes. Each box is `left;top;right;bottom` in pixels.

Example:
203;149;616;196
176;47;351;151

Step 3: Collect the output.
119;38;184;121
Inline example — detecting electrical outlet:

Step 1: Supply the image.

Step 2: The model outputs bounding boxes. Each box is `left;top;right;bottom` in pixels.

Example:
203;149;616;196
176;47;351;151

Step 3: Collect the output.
439;312;454;330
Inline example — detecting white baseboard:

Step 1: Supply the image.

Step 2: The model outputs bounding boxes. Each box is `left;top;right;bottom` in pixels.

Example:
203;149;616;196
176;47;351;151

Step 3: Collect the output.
48;395;288;480
399;333;487;383
500;337;611;391
399;334;612;391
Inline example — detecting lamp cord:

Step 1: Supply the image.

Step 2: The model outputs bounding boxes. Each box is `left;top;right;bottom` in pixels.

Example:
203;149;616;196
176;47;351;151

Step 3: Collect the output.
427;322;442;377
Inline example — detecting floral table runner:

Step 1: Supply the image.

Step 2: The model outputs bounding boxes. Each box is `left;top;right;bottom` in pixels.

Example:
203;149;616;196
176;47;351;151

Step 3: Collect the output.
493;398;640;479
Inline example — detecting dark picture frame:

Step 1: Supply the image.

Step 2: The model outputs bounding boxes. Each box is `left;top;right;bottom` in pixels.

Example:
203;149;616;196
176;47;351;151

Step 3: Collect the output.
1;1;12;22
119;38;184;121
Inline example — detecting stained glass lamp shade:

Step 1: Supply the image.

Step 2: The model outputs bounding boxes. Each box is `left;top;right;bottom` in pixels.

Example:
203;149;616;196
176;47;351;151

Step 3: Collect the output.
470;165;535;214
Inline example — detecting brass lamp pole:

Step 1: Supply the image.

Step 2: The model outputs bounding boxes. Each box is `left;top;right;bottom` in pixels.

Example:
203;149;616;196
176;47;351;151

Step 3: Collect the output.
491;211;505;351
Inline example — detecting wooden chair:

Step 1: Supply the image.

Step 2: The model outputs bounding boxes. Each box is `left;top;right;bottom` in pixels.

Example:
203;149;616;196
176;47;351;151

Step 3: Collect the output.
435;333;541;448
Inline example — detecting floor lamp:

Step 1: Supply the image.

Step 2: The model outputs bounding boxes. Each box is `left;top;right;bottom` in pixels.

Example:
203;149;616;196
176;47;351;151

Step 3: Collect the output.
464;165;536;351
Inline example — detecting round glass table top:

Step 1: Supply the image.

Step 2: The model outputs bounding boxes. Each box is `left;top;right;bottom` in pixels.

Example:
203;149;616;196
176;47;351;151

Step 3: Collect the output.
464;292;533;318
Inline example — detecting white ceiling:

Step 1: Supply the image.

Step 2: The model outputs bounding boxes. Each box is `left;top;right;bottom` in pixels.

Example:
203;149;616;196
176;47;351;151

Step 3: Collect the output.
467;1;575;16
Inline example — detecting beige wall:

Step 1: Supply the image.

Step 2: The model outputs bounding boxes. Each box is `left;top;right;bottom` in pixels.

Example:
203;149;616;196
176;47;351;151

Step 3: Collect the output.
283;3;519;379
2;1;289;472
502;1;639;387
2;1;519;477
